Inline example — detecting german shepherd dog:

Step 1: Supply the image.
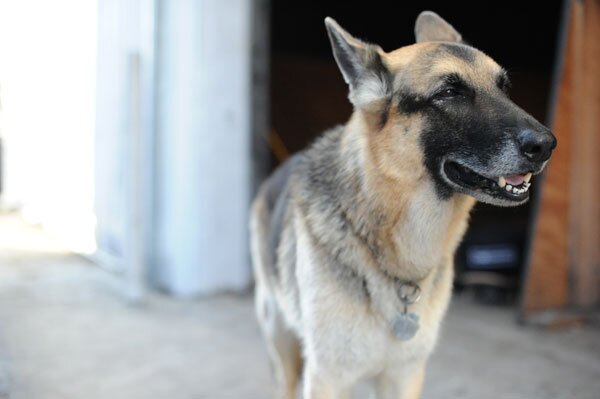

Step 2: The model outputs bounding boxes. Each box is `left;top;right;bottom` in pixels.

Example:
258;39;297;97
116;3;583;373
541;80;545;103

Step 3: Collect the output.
250;11;556;399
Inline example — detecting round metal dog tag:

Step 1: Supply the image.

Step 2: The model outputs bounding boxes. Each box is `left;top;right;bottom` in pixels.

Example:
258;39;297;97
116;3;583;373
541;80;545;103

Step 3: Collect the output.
392;312;420;341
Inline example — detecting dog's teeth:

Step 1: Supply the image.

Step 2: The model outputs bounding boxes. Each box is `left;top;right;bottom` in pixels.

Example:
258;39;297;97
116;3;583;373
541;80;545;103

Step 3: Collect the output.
498;176;506;188
505;184;513;192
523;172;532;183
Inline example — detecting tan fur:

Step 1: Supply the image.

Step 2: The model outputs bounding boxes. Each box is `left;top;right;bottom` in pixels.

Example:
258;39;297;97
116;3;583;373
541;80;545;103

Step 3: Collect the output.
384;43;503;94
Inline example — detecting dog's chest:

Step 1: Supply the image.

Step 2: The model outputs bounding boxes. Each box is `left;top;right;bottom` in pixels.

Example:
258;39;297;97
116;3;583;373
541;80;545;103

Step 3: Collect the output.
294;216;444;379
297;268;439;379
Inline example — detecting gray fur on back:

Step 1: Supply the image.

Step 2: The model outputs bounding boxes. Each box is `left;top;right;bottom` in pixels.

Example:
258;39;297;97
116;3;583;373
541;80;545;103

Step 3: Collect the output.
262;153;303;278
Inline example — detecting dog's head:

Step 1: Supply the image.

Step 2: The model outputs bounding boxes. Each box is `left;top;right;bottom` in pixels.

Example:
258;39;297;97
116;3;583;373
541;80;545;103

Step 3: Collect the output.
325;11;556;206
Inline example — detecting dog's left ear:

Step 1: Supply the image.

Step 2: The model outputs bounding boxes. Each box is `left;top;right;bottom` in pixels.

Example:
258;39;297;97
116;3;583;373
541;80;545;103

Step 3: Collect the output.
325;17;391;108
414;11;462;43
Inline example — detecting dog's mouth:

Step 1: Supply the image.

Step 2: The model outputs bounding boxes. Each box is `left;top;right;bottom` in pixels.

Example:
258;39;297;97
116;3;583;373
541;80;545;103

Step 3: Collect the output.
442;160;533;203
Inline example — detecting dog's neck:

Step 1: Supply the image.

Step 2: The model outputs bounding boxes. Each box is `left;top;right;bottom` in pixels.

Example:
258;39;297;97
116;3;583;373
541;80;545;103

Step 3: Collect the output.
340;112;476;282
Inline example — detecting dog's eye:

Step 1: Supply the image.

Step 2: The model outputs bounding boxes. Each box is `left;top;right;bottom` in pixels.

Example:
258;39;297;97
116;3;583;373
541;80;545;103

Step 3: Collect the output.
442;88;459;97
436;87;460;99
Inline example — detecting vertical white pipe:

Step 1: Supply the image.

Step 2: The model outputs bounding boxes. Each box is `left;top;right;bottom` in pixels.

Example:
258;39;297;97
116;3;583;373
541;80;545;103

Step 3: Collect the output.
125;52;145;302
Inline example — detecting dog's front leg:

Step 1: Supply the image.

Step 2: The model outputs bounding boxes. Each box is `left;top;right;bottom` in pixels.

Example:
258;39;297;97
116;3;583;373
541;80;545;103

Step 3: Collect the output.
302;368;351;399
375;365;425;399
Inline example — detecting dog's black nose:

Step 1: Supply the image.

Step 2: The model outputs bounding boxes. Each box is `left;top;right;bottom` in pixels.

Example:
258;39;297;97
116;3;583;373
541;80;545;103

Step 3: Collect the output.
517;129;556;162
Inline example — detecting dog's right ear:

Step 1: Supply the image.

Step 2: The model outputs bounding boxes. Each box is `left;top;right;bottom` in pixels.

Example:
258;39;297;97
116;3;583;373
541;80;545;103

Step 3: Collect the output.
325;17;391;108
414;11;462;43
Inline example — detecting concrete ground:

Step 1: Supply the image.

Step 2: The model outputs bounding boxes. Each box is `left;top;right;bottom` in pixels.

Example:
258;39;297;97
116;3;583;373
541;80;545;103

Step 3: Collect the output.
0;213;599;399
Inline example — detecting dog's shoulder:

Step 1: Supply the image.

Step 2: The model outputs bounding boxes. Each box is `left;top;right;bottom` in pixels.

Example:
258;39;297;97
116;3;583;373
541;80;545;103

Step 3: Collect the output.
263;152;303;211
258;152;303;272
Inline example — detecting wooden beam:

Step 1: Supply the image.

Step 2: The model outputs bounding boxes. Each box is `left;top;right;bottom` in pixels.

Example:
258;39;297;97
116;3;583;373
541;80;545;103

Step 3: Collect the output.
521;1;573;315
521;0;600;317
569;0;600;307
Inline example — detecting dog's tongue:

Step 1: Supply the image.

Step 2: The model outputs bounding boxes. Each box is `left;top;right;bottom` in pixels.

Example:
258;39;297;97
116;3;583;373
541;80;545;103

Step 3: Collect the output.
505;174;525;186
